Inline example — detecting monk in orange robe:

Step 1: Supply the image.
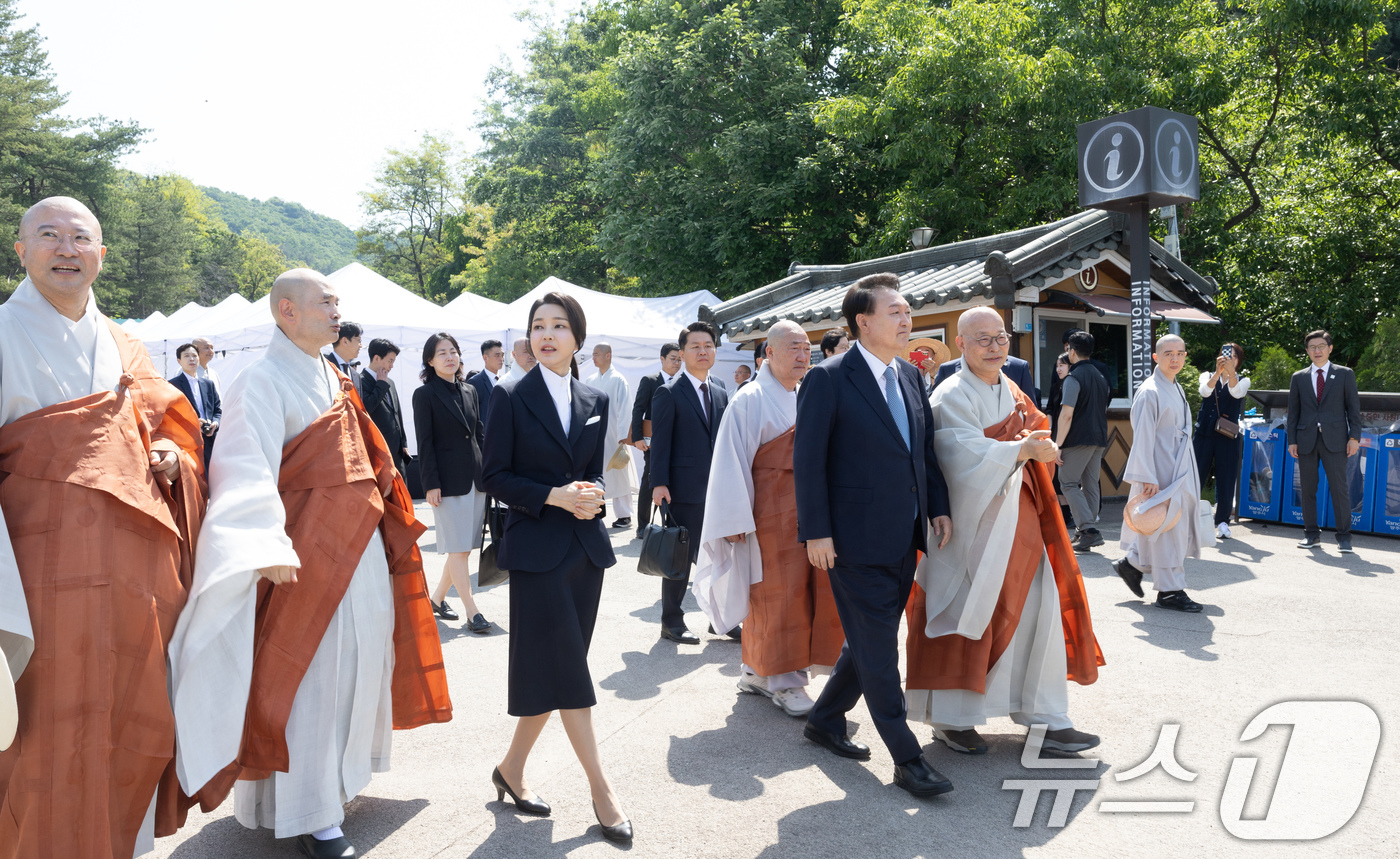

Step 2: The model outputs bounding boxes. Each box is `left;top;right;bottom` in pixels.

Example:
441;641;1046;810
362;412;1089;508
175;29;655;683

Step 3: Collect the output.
0;197;208;859
905;307;1103;756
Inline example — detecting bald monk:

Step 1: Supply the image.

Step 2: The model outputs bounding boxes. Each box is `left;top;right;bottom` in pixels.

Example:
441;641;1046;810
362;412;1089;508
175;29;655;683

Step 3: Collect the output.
0;197;207;858
694;321;844;718
905;307;1103;756
167;269;451;859
502;336;537;382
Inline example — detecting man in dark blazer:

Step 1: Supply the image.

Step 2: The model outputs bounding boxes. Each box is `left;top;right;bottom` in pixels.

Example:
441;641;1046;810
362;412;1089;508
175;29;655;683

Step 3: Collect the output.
934;350;1039;402
361;338;411;475
794;274;954;798
651;324;728;644
468;339;506;426
323;320;364;399
631;342;683;538
169;342;221;469
1287;329;1363;553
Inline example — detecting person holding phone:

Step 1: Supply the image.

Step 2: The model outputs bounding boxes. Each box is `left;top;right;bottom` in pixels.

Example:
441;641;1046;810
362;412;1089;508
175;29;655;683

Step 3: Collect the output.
1195;342;1250;539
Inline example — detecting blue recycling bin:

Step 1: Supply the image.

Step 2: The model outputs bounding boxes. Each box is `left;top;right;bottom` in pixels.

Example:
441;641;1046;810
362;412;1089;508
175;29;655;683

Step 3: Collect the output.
1323;433;1377;534
1281;448;1329;528
1370;434;1400;536
1237;422;1285;522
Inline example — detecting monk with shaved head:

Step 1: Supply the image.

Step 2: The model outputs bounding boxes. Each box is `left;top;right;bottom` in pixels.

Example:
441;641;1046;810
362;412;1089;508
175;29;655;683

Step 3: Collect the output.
168;268;450;858
904;305;1103;760
0;197;208;857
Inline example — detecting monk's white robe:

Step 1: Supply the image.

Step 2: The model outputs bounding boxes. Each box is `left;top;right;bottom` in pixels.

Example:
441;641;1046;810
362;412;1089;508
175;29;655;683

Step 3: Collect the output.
168;328;394;838
584;366;638;516
0;278;167;855
694;365;809;688
910;367;1070;731
1119;368;1202;591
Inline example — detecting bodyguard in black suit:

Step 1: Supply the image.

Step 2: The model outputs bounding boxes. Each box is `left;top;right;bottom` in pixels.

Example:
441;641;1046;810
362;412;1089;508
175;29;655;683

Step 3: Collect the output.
468;338;506;426
323;320;364;400
795;274;954;798
630;343;682;538
1287;329;1364;552
170;342;221;469
481;292;631;842
650;323;728;643
361;338;410;474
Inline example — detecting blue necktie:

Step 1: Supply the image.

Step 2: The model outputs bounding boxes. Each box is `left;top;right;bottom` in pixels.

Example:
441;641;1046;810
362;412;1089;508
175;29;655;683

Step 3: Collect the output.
883;366;911;450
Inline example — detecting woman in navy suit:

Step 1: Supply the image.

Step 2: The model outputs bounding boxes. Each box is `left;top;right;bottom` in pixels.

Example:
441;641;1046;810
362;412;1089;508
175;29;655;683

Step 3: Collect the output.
481;292;631;843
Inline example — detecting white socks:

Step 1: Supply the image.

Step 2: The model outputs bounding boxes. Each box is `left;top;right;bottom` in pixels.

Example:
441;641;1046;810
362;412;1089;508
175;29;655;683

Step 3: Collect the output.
310;825;344;841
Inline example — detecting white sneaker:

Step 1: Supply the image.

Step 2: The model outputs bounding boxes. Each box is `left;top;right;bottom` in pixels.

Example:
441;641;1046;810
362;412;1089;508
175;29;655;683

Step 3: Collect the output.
771;686;815;717
736;673;772;698
1216;522;1231;540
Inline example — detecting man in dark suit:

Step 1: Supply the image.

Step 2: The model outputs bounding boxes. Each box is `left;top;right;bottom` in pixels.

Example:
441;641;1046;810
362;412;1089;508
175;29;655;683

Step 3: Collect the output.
169;341;221;469
651;324;728;644
1287;329;1364;553
631;342;682;538
468;339;506;426
323;320;364;399
794;273;954;798
935;350;1038;402
360;338;411;475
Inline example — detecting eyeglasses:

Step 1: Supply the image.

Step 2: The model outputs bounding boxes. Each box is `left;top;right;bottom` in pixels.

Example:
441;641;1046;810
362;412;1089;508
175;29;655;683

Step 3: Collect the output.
971;333;1011;348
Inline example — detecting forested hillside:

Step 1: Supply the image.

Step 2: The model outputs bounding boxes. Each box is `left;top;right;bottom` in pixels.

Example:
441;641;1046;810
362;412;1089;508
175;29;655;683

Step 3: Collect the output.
200;187;356;274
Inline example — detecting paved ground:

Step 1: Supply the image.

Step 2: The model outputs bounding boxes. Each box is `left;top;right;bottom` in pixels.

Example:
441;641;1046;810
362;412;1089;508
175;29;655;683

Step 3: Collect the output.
153;501;1398;858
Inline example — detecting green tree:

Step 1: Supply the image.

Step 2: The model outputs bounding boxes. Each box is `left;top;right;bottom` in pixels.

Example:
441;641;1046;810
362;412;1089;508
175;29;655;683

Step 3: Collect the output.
357;133;463;296
1357;315;1400;392
1253;345;1299;391
100;173;203;317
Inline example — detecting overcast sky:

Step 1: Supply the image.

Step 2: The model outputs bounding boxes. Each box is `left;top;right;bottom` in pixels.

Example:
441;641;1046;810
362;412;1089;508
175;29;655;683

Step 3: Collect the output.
17;0;578;228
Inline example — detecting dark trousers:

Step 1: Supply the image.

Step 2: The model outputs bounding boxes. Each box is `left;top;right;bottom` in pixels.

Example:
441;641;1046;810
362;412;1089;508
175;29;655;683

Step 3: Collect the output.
636;448;653;534
806;537;922;766
1299;443;1352;539
661;500;704;628
1194;431;1242;525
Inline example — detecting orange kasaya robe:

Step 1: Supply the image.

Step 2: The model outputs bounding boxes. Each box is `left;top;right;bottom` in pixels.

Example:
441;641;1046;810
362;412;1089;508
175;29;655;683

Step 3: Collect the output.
0;321;209;859
905;384;1103;695
198;376;451;803
743;428;845;676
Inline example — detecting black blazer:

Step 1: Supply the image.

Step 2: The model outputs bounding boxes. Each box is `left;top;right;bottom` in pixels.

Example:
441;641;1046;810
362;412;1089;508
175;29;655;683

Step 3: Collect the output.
412;374;485;496
649;373;729;504
631;371;664;441
794;348;950;567
324;352;363;399
1286;364;1362;455
481;366;617;572
360;370;408;458
467;370;498;427
935;355;1039;403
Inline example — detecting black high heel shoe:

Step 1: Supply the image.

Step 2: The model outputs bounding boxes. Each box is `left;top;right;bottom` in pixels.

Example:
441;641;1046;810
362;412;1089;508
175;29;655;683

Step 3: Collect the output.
593;800;633;844
492;767;550;816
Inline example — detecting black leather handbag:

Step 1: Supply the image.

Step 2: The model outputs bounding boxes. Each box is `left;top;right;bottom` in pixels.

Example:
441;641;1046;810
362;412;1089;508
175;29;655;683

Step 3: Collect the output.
638;501;691;581
476;495;509;587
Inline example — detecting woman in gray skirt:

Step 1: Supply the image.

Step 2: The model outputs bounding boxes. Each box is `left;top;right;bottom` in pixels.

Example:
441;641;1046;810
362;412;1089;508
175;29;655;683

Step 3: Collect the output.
413;332;491;632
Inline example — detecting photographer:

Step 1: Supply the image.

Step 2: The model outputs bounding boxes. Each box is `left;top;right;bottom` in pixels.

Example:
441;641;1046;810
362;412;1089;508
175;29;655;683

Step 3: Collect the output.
170;341;221;468
1195;341;1249;539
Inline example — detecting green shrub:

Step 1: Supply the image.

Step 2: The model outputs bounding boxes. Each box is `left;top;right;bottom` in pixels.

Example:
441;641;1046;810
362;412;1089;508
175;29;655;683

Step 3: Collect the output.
1253;345;1298;391
1357;316;1400;392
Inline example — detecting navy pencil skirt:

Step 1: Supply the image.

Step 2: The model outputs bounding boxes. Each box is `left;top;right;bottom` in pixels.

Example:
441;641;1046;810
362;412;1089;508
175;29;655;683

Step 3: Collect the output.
507;535;604;716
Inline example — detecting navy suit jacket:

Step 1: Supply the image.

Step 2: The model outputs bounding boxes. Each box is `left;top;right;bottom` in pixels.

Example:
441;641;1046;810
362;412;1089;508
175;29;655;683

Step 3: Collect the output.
467;369;498;426
168;372;221;424
794;348;950;567
481;366;617;572
934;355;1038;402
649;373;729;504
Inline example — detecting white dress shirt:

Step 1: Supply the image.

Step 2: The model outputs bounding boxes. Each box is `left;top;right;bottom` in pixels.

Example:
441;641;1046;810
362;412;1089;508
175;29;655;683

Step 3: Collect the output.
854;340;905;409
541;365;573;434
183;371;204;418
680;367;713;422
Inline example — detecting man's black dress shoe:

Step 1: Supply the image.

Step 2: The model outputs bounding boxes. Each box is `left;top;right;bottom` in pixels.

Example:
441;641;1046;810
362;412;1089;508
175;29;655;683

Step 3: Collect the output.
1112;558;1145;598
433;600;459;621
660;625;700;645
611;517;632;529
296;833;356;859
593;800;634;843
893;756;954;797
803;723;871;760
708;623;742;641
1156;590;1203;613
492;767;551;816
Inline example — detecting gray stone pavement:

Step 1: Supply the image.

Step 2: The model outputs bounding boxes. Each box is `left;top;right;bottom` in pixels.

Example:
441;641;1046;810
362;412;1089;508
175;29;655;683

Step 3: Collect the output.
152;501;1398;858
